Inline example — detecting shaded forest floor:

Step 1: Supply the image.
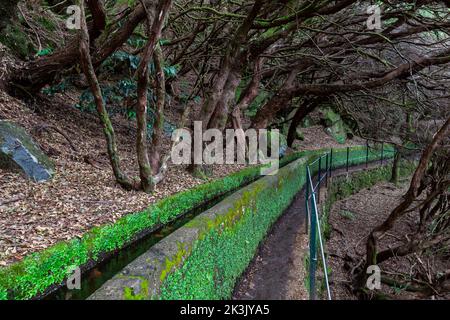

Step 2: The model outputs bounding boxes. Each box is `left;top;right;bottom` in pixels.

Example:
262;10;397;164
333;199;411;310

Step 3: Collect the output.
327;180;450;300
0;88;363;266
0;91;245;265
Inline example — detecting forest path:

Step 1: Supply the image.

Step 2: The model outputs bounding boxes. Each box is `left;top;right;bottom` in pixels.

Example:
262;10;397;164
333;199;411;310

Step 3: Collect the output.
233;160;388;300
233;186;309;300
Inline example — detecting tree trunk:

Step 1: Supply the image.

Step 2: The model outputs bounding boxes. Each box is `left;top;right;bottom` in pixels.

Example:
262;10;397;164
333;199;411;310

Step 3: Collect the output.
135;0;172;193
286;100;319;147
7;1;151;94
197;1;263;130
78;0;135;190
251;67;298;129
86;0;107;40
150;45;166;174
359;116;450;289
390;147;402;184
231;107;244;131
230;56;266;130
208;70;241;130
136;65;154;192
190;2;263;176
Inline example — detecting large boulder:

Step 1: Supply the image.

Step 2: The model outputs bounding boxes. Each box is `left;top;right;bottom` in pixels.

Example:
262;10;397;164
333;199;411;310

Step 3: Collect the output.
0;121;54;182
319;107;351;144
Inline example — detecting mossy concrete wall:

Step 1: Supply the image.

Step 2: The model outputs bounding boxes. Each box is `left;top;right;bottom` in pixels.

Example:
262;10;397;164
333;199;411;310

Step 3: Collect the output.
89;157;308;300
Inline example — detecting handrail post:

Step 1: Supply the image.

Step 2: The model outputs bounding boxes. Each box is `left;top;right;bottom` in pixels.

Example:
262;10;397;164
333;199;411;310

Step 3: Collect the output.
329;149;333;177
325;153;329;187
312;190;332;300
306;163;332;300
366;140;369;168
346;147;350;172
309;189;317;300
305;167;310;234
318;157;322;201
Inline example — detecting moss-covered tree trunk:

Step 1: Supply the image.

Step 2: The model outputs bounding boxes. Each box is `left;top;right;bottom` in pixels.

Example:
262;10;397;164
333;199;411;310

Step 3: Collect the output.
6;1;149;95
150;45;165;174
208;70;241;131
189;2;263;177
135;0;172;193
230;56;266;130
202;1;263;130
286;99;322;147
251;68;298;129
78;0;136;191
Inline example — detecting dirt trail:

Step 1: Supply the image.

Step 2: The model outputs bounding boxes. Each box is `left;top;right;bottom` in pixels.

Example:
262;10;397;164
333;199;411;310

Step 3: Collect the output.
233;161;388;300
233;190;309;300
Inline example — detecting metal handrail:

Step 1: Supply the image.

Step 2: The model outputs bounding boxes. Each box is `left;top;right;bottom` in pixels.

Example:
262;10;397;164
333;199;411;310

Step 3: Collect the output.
306;166;331;300
305;141;394;300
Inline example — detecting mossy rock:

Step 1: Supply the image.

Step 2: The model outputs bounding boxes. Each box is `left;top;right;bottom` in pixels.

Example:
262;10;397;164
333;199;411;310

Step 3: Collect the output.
320;107;341;127
267;130;288;157
319;107;351;144
0;121;54;182
324;121;347;144
299;115;313;128
295;128;305;141
191;165;213;180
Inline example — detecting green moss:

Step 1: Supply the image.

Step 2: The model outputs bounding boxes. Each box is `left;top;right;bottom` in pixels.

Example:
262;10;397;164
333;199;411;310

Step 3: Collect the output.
0;145;396;300
157;160;305;299
160;242;192;282
123;278;149;300
339;210;356;220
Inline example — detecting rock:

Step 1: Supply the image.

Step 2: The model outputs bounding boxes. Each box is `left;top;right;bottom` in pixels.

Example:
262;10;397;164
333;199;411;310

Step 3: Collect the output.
295;128;305;141
267;130;288;157
0;121;54;182
319;107;350;144
320;107;341;127
325;121;347;144
299;115;313;128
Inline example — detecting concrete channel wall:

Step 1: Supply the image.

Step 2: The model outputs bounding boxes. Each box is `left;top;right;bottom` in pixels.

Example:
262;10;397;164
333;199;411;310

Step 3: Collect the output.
89;157;308;300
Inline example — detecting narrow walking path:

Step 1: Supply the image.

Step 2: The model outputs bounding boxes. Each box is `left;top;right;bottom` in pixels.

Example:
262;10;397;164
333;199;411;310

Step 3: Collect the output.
233;189;309;300
233;161;389;300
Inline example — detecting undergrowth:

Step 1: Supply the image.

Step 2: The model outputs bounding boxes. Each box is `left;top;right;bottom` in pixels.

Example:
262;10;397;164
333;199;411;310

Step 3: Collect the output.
0;144;393;300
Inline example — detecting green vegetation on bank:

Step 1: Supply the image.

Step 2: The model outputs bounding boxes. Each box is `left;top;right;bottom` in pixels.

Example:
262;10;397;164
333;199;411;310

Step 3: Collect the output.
157;158;306;299
129;145;394;299
0;149;306;300
0;144;393;300
307;160;417;299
